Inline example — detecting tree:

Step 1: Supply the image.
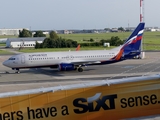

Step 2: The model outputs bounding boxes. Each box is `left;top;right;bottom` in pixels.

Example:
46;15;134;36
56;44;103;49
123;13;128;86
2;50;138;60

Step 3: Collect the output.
42;38;53;48
110;36;123;46
104;28;110;31
60;38;67;48
49;31;59;39
71;40;78;47
35;41;43;49
90;38;94;42
19;29;32;37
66;39;73;48
33;31;46;37
118;27;125;31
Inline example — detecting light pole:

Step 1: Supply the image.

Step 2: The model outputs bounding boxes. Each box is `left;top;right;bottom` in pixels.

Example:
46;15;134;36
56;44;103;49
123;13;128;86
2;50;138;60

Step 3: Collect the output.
140;0;145;59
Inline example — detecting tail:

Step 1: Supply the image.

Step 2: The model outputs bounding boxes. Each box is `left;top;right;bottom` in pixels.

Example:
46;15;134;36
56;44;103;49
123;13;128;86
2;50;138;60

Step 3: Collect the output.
122;22;145;58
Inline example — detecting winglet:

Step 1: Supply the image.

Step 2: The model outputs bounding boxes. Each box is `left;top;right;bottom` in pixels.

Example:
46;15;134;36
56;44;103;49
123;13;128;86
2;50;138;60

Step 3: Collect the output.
76;44;80;51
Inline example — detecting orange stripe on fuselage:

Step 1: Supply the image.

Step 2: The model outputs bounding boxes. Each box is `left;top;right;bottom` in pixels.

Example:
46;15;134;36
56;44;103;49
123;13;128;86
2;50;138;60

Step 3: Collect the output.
115;49;123;61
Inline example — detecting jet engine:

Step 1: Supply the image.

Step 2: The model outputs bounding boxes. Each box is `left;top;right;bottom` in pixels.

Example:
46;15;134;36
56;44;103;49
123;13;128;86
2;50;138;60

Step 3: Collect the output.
58;63;75;71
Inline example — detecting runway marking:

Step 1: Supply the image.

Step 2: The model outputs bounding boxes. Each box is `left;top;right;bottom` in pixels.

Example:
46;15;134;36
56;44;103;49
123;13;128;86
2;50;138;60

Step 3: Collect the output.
109;58;160;80
52;72;160;80
122;66;134;68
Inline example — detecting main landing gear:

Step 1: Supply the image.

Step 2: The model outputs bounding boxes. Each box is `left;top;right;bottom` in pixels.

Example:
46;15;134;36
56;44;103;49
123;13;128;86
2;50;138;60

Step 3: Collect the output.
77;67;83;72
75;65;84;72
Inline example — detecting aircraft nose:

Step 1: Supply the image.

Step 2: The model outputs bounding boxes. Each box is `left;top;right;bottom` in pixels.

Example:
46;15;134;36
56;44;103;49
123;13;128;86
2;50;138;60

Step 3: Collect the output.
3;60;9;67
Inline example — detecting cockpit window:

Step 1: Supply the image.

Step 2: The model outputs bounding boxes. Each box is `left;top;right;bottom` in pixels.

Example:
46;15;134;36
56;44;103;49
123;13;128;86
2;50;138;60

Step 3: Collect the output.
8;58;16;60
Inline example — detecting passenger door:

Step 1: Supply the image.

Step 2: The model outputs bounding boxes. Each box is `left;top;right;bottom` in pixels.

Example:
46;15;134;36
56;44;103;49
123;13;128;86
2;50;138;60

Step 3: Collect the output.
21;55;25;64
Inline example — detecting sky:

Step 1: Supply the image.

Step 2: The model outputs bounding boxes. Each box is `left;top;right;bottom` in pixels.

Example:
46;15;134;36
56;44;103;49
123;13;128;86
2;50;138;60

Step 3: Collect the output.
0;0;159;30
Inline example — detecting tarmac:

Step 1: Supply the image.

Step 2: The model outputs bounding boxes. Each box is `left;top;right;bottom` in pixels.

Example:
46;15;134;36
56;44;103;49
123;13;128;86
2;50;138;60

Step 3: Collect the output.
0;51;160;120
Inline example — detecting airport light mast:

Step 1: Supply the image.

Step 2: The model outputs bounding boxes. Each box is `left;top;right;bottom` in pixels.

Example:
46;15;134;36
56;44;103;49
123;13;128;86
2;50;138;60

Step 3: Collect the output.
140;0;144;22
140;0;145;58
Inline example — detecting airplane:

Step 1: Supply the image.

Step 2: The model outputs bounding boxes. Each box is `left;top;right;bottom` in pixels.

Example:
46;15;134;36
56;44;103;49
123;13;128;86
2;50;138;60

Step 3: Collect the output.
3;22;145;73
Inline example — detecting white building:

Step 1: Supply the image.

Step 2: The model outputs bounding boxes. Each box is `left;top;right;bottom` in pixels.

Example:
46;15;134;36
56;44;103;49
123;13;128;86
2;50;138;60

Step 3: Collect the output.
150;28;160;32
103;43;110;47
0;38;7;43
6;37;45;48
145;27;160;32
63;30;73;34
0;29;24;35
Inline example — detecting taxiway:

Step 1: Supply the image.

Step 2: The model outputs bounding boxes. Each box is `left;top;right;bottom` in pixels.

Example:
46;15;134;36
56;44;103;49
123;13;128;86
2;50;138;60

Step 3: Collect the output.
0;52;160;93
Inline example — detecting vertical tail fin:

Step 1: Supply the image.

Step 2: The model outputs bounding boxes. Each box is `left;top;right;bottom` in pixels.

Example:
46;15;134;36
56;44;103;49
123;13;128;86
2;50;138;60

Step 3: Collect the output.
122;22;145;58
124;22;145;44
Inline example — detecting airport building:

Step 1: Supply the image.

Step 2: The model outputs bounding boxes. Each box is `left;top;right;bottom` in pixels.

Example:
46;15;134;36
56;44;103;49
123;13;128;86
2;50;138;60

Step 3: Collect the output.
6;37;45;48
0;38;7;43
0;28;24;35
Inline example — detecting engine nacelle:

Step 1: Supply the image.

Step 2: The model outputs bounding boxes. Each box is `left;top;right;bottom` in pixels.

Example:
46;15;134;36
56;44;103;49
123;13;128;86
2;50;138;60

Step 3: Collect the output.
124;51;141;59
58;63;75;71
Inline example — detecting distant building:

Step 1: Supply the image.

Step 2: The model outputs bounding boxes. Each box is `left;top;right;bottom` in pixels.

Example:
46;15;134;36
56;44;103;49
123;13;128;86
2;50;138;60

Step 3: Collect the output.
0;28;25;35
103;43;110;47
0;38;7;43
125;27;136;32
63;30;73;34
6;37;45;48
111;28;118;32
145;27;160;32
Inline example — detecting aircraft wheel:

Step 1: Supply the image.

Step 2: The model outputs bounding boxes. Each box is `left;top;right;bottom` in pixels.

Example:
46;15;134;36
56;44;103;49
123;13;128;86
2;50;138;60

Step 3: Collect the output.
15;68;20;74
78;67;83;72
15;71;20;74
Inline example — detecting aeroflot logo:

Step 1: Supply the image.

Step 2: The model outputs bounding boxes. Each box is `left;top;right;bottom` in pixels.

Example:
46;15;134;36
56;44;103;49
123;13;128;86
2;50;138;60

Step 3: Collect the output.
73;93;117;114
29;54;47;57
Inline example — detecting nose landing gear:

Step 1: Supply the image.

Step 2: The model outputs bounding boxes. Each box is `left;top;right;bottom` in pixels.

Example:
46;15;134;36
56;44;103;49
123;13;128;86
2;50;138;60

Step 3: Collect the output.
12;68;20;74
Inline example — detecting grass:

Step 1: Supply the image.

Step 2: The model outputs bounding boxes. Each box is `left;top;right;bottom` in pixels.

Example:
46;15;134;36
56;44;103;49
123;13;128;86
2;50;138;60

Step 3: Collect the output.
58;32;130;43
59;32;160;43
143;32;160;44
0;50;14;54
0;31;160;53
0;43;6;46
0;35;17;39
60;31;160;51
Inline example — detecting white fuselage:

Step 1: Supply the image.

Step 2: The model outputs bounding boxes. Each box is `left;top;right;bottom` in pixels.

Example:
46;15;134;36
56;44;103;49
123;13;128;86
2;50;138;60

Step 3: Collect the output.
3;47;121;69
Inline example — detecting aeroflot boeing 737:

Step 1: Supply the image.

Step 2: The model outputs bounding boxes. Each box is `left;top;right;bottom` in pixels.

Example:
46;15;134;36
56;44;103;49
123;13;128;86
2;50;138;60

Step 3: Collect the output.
3;22;145;73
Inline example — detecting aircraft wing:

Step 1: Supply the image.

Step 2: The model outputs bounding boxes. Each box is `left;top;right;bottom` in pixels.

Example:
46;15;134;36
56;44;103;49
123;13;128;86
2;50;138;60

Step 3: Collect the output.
70;60;101;66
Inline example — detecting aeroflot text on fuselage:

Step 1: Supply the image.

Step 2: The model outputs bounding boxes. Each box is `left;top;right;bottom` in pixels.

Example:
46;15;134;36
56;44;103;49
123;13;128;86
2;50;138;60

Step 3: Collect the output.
29;54;47;57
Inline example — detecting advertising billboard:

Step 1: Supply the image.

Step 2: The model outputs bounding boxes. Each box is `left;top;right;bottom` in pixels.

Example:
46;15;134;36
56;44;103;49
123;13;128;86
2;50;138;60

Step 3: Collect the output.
0;78;160;120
